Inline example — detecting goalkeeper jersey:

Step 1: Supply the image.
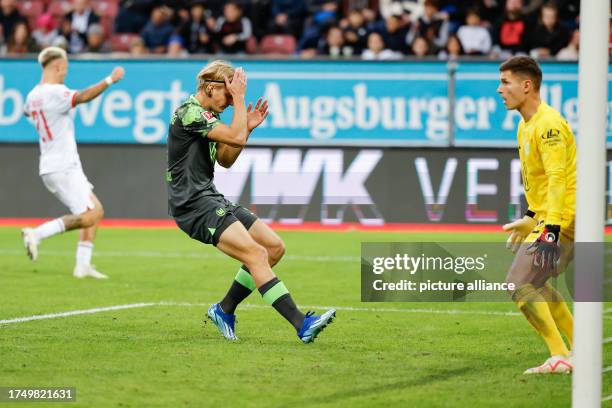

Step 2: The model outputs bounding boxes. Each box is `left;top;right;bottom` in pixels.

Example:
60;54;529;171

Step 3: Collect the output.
516;102;576;226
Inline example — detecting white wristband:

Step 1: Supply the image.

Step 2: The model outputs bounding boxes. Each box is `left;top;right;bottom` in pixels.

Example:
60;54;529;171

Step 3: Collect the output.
104;76;113;86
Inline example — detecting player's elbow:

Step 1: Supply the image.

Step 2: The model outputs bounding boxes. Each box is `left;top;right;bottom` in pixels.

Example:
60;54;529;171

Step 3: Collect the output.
216;158;234;168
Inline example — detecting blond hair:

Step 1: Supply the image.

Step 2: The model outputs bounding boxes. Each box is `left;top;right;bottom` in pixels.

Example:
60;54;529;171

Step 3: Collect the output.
38;46;68;68
196;60;235;92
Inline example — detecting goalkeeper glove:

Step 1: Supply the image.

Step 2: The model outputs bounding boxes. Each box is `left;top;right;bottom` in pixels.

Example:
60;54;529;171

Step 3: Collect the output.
502;212;537;253
527;224;561;276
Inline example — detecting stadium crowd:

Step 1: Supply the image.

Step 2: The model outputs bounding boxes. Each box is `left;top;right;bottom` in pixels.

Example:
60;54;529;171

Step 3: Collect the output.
0;0;588;60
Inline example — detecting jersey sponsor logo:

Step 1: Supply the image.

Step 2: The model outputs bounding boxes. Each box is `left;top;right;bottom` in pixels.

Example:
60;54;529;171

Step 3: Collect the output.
216;207;226;216
202;111;217;122
542;129;560;140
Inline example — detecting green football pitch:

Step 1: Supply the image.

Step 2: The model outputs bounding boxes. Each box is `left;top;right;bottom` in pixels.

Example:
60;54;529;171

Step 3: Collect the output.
0;227;610;407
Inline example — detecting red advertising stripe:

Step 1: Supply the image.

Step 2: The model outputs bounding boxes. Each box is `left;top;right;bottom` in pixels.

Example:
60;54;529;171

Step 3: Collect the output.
1;218;611;234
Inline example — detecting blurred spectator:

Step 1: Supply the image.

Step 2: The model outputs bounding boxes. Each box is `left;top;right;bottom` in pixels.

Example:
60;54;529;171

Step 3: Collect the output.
32;14;59;49
473;0;503;27
411;35;432;56
521;0;546;18
64;0;100;53
0;0;25;44
415;0;448;50
342;9;369;55
6;20;37;54
129;36;147;54
456;9;491;55
523;2;570;58
52;35;68;50
167;33;188;56
318;25;352;57
307;0;338;27
84;23;110;53
361;7;379;30
269;0;306;38
379;14;412;54
362;31;402;59
379;0;425;20
178;0;213;54
115;0;155;33
141;6;174;53
556;28;578;60
492;0;526;56
437;33;463;60
298;1;337;57
557;0;579;29
215;2;252;54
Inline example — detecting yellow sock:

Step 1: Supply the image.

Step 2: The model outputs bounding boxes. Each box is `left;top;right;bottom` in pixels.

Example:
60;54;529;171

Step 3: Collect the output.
512;284;569;357
538;282;574;350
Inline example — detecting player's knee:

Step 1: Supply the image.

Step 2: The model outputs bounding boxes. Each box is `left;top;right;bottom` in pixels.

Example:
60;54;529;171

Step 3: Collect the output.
268;238;285;265
245;242;269;268
94;202;104;221
78;213;95;228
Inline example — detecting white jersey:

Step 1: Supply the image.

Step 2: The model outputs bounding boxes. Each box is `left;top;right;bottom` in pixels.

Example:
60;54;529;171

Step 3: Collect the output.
24;83;81;175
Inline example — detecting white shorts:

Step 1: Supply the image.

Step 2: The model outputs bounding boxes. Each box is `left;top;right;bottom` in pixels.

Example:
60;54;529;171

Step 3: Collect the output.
41;169;95;215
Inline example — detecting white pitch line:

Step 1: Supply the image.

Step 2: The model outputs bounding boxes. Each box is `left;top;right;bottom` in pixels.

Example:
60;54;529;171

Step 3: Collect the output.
0;249;357;263
604;337;612;344
0;303;156;324
603;366;612;374
0;301;525;326
603;395;612;402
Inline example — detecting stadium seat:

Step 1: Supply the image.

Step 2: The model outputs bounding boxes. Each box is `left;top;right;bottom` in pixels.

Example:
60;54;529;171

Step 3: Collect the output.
48;0;72;17
18;0;44;29
18;1;44;18
259;35;296;55
111;33;139;52
245;36;258;54
100;17;114;39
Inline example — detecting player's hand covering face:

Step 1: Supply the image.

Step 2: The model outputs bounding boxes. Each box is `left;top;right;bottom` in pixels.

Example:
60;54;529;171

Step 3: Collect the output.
246;98;269;131
224;67;247;99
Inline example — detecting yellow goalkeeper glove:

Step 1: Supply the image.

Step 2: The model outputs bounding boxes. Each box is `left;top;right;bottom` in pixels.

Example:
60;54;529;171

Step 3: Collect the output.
502;212;537;253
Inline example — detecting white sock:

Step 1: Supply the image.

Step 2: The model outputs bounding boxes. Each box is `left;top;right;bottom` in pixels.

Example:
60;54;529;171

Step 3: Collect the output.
34;218;65;241
76;241;93;266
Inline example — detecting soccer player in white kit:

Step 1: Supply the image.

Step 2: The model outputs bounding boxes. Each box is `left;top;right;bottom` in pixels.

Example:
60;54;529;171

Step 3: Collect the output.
21;46;125;279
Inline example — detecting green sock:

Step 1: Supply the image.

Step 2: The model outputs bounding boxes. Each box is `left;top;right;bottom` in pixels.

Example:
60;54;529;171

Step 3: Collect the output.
258;277;305;331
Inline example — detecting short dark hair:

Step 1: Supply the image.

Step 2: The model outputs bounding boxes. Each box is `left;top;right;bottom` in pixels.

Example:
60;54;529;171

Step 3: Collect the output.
499;56;542;91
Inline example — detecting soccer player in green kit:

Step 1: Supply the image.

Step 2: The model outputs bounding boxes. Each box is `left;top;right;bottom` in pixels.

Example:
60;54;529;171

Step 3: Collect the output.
166;60;336;342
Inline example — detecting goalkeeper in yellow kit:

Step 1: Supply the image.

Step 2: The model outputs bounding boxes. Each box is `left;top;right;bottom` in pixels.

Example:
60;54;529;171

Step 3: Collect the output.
497;56;575;374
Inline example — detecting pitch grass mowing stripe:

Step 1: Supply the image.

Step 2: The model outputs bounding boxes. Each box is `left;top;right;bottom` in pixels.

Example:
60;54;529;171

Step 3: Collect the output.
0;249;357;263
0;301;526;326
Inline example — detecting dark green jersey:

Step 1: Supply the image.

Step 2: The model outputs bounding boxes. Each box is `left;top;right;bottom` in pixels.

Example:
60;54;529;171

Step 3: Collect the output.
166;95;223;216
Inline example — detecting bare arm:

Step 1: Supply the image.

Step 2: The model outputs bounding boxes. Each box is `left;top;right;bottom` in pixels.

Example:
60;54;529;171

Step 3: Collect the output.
215;98;268;168
207;68;248;148
74;66;125;106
